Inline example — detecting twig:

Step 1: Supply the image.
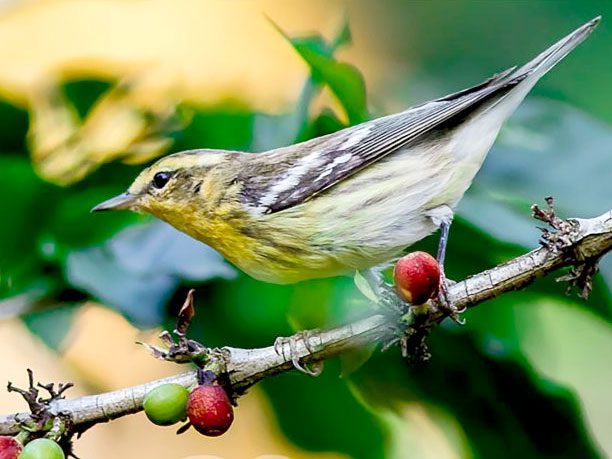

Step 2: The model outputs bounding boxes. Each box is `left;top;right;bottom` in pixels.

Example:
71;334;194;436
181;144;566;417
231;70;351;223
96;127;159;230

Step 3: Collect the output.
0;209;610;436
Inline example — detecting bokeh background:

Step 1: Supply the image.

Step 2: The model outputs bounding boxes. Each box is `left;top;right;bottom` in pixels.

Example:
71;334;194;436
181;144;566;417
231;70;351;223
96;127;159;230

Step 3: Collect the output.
1;1;611;458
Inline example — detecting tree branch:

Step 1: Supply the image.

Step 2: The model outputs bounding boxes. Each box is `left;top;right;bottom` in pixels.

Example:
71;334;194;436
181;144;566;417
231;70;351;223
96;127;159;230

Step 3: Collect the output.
1;209;610;436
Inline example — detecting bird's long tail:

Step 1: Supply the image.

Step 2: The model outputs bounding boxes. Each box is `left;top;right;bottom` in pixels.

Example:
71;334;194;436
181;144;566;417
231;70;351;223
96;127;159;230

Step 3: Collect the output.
508;16;600;85
493;16;600;107
478;16;600;124
451;17;600;169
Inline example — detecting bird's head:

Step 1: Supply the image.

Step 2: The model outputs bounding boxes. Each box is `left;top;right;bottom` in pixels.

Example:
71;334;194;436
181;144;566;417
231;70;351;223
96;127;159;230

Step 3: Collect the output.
92;149;231;221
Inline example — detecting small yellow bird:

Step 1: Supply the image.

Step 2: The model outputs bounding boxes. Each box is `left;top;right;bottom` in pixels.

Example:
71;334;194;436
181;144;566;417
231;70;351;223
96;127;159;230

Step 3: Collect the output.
94;18;599;303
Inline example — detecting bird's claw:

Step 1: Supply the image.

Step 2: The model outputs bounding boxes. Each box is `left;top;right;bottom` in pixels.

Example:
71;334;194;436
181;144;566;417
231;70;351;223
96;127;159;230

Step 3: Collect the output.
274;330;324;376
436;272;465;324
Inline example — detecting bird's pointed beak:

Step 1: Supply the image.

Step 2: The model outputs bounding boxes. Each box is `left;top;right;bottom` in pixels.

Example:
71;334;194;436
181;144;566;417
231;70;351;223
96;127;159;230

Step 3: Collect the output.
91;192;138;212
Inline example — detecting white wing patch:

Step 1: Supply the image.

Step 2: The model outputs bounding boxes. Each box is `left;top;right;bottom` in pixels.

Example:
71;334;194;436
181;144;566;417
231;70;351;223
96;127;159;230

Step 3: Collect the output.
338;126;371;150
254;130;371;213
313;152;352;182
256;149;326;210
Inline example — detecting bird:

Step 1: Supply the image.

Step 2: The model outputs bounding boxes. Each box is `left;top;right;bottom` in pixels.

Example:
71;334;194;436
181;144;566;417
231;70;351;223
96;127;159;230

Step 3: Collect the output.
93;17;600;313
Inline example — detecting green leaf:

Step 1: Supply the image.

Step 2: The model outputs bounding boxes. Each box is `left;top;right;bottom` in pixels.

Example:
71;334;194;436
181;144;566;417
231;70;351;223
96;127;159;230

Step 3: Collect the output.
0;98;29;152
0;155;140;299
0;156;55;296
275;22;368;124
354;271;379;304
294;42;367;124
351;330;603;459
65;221;235;327
302;108;347;140
340;345;377;378
175;106;255;151
22;303;78;351
0;278;60;319
62;79;115;119
331;16;352;51
516;298;612;454
43;184;140;259
66;246;175;326
262;359;387;459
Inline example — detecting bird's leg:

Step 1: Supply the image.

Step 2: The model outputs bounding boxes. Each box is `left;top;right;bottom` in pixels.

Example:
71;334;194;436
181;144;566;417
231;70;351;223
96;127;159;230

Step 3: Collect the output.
430;206;464;324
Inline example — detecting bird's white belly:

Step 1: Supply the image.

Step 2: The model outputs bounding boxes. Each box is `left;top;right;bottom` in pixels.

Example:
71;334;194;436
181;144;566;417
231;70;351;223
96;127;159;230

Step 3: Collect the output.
304;142;456;267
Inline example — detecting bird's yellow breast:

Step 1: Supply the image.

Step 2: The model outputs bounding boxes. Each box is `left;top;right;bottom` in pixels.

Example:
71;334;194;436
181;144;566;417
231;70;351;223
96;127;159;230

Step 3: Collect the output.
148;197;348;284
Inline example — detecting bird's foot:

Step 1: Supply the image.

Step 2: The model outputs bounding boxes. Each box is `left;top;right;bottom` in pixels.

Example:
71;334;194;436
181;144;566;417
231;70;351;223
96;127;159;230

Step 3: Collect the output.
435;271;464;324
274;330;324;376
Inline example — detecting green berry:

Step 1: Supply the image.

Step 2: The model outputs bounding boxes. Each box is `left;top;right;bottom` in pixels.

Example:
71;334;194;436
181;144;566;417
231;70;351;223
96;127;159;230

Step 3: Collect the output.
143;383;189;426
19;438;64;459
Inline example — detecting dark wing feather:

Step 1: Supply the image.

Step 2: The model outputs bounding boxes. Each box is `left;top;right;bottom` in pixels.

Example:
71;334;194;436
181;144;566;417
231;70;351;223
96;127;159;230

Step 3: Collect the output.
236;18;600;214
241;69;523;214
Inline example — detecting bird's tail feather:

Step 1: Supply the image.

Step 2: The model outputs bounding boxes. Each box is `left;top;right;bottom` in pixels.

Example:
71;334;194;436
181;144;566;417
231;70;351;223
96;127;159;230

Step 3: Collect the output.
505;16;600;87
479;16;600;121
451;17;600;167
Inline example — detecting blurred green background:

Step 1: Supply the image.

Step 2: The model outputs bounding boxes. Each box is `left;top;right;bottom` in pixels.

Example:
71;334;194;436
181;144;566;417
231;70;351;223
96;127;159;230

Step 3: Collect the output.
0;1;610;458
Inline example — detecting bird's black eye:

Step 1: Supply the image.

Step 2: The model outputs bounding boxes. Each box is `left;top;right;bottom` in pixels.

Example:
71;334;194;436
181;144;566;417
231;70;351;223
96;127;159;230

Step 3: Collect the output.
152;171;172;189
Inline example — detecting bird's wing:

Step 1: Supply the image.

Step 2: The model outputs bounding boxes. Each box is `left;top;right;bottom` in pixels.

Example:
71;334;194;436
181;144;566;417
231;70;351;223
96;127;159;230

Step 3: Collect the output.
241;17;599;214
240;70;520;214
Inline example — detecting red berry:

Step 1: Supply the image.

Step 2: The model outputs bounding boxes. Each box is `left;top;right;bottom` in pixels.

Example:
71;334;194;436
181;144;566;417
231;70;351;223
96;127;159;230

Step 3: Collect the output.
0;436;22;459
394;251;441;305
187;384;234;436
